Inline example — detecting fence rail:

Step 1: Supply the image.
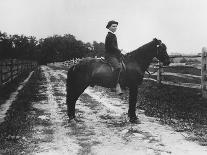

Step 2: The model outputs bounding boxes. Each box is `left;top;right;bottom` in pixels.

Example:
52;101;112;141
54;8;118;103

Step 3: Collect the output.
0;59;38;86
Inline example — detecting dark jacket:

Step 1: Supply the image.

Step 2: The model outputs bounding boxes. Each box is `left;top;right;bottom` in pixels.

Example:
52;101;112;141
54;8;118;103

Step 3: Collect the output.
105;32;121;58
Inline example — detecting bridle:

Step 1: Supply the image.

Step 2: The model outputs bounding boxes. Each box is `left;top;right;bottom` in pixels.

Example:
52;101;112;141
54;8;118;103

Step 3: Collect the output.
145;43;163;77
156;43;162;58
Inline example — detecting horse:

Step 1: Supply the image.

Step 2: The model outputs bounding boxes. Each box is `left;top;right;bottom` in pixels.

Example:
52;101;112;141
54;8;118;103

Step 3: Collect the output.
66;38;170;123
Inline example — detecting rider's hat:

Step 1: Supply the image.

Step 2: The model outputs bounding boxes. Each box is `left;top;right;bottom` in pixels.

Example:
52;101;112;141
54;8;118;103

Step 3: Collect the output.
106;20;118;29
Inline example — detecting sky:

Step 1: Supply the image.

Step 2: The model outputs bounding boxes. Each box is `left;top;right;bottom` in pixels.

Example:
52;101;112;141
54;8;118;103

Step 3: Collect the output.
0;0;207;54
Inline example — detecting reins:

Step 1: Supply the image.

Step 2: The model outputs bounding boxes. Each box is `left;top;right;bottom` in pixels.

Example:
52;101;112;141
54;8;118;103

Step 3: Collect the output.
145;45;161;78
145;63;160;78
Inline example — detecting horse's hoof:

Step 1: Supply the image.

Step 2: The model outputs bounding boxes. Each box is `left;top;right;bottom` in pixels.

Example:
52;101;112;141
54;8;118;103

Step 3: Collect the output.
118;91;124;96
129;117;141;124
69;117;76;123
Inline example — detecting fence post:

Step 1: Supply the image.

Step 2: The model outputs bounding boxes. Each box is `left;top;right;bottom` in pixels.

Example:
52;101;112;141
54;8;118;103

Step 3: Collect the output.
157;62;163;84
10;59;14;81
201;47;207;98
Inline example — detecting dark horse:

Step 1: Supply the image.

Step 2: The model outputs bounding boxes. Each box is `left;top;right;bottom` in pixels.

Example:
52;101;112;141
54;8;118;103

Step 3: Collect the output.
66;38;170;123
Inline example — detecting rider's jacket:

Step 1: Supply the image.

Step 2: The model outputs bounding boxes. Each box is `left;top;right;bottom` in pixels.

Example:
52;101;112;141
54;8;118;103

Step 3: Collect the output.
105;31;121;59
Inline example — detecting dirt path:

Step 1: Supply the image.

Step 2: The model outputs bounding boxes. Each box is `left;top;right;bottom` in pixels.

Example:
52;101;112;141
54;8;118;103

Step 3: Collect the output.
0;65;207;155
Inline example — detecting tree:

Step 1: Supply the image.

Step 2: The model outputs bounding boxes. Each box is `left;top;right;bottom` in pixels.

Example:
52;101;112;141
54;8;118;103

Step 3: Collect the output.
0;31;13;59
0;31;97;63
91;41;105;57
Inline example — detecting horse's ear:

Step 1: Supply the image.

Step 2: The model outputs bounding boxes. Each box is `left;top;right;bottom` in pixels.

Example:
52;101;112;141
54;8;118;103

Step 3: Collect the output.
153;38;161;44
153;38;160;44
153;38;157;41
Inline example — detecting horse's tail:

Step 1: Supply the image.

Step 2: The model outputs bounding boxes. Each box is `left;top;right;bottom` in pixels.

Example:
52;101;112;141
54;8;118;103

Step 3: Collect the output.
66;57;94;92
66;65;75;89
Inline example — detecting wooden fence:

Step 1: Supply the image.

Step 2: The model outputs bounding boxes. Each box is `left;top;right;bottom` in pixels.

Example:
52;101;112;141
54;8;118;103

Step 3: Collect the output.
0;59;38;86
151;47;207;98
201;47;207;98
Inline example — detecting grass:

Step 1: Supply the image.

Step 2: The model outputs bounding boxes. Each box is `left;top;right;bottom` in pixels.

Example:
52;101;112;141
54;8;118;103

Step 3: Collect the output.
136;80;207;145
0;73;30;105
0;69;49;154
98;78;207;145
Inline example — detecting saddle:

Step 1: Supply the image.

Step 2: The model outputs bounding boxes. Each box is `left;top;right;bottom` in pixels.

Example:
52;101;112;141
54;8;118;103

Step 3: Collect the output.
99;57;126;93
99;57;126;72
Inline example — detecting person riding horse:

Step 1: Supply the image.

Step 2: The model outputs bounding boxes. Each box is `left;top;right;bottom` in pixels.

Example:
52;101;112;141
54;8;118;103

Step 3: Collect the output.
66;37;170;123
105;20;123;95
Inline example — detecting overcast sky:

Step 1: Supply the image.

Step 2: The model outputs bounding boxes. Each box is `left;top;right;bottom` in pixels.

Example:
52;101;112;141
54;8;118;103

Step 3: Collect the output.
0;0;207;54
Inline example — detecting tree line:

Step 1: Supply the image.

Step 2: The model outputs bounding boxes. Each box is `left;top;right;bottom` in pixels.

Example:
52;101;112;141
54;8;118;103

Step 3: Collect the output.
0;31;105;64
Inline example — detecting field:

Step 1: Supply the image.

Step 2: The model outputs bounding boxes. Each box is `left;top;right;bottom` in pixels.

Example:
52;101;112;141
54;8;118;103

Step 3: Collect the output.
136;81;207;145
145;64;207;145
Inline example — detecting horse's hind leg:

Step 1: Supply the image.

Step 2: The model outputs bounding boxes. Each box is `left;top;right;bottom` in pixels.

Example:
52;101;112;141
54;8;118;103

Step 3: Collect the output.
66;80;89;120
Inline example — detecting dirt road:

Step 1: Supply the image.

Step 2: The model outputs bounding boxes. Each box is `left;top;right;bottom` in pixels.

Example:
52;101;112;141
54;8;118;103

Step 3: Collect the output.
0;65;206;155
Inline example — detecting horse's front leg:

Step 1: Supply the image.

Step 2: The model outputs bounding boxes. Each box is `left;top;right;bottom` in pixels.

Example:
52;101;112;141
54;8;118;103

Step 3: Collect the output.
128;85;140;123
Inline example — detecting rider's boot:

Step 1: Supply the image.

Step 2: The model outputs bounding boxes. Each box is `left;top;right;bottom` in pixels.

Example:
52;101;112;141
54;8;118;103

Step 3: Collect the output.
115;83;123;95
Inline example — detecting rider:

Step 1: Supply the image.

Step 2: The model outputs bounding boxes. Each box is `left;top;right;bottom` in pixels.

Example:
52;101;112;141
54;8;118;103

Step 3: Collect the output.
105;20;123;95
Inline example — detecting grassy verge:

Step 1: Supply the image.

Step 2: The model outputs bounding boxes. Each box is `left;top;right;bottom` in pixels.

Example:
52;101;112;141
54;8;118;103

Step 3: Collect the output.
136;80;207;145
0;69;48;154
0;73;31;105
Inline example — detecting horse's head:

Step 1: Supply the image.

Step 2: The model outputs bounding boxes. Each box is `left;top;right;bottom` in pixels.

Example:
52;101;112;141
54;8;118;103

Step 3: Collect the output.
153;38;170;66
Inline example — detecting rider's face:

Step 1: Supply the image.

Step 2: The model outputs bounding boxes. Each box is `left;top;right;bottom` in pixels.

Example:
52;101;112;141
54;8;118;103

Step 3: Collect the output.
109;24;118;33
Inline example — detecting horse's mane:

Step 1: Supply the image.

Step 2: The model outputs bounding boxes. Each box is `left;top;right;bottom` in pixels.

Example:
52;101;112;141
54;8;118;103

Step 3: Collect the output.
124;39;156;60
69;57;97;71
